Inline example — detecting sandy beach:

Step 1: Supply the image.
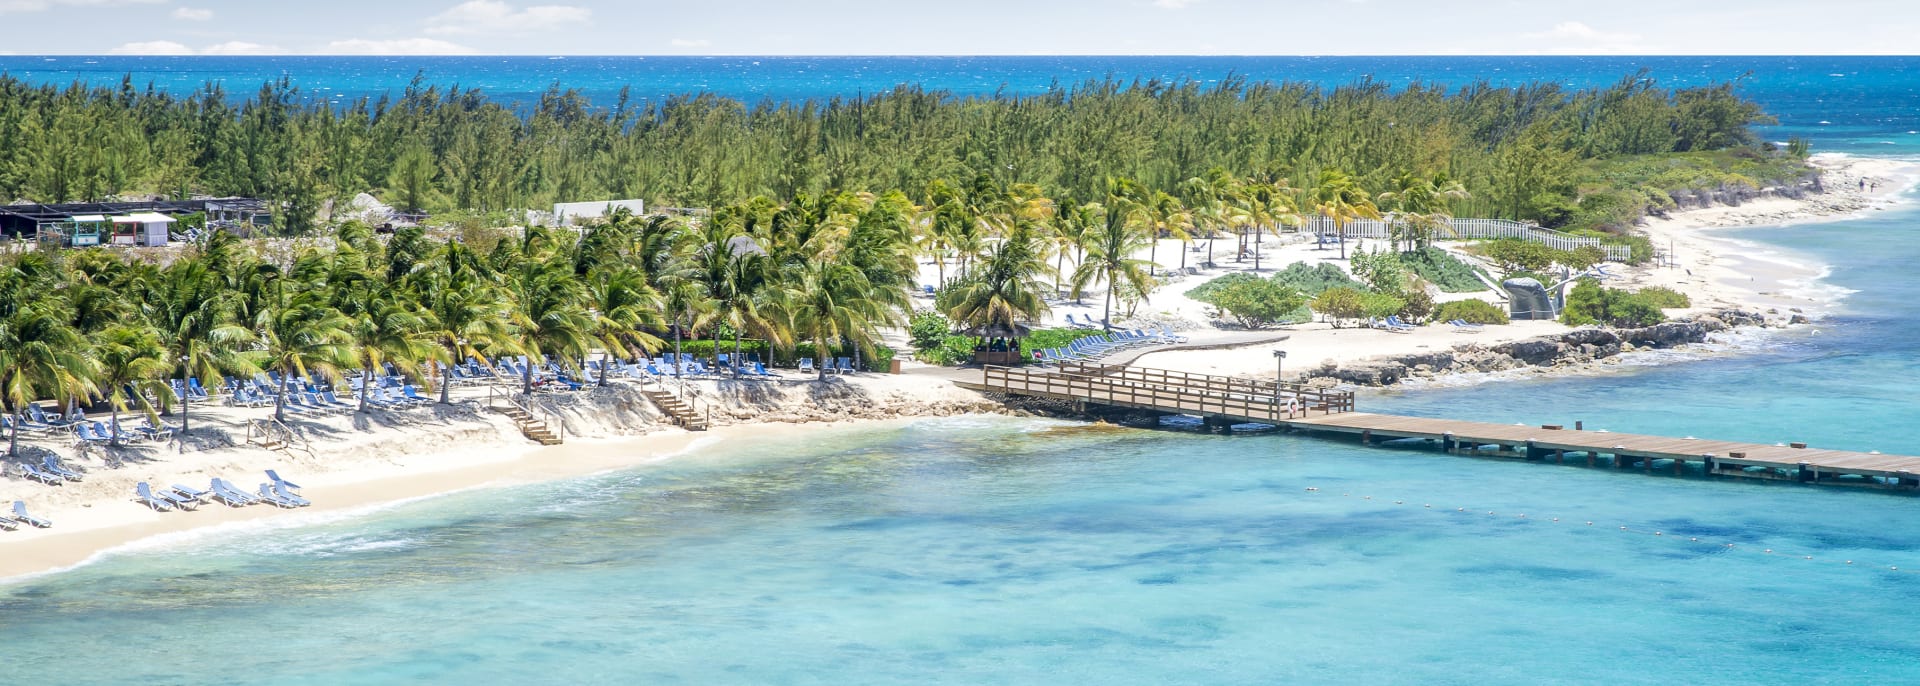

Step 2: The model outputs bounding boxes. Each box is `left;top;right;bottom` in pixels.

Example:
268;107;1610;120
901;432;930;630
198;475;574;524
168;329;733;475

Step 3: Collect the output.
5;152;1916;583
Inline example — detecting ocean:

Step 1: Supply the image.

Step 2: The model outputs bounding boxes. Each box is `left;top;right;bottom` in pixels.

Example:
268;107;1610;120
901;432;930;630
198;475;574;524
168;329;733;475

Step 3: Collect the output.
3;55;1919;156
3;57;1920;684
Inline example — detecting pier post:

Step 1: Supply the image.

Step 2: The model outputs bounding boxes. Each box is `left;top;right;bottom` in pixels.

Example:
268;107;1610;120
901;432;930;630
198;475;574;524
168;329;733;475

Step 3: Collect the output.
1575;421;1584;431
1797;462;1813;482
1586;452;1595;468
1556;449;1565;464
1361;429;1372;446
1525;440;1541;461
1673;457;1683;476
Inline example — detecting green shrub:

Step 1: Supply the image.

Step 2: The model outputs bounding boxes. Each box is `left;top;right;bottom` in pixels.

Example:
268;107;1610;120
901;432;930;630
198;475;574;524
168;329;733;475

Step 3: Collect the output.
1398;287;1435;324
1208;278;1306;329
1478;239;1563;272
1270;261;1364;295
1636;286;1691;309
909;309;954;353
1397;248;1490;293
1562;279;1668;328
1360;291;1405;320
1433;299;1510;325
1183;271;1263;302
1311;287;1368;328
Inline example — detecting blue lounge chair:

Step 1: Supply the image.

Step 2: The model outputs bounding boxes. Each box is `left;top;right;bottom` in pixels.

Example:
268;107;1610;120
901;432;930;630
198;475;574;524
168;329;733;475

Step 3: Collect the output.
73;423;112;445
273;481;311;507
134;482;176;512
12;501;51;528
42;456;83;482
922;284;936;296
171;484;212;503
753;362;777;377
137;419;177;442
402;385;434;403
18;462;63;485
209;478;257;507
266;470;302;490
835;357;854;374
799;358;815;373
1448;319;1486;333
255;484;300;509
188;377;212;398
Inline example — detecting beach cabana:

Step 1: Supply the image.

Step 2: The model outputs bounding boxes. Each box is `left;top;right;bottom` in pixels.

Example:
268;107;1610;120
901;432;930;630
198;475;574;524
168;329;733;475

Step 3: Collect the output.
111;212;175;246
963;322;1032;366
65;214;108;246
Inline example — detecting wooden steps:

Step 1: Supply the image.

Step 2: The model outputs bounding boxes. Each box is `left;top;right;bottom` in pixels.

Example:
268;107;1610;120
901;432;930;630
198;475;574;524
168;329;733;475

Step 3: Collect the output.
493;405;564;445
643;389;708;431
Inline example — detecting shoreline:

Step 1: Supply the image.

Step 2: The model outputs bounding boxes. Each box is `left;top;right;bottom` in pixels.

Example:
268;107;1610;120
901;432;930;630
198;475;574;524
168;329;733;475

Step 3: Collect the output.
6;152;1916;585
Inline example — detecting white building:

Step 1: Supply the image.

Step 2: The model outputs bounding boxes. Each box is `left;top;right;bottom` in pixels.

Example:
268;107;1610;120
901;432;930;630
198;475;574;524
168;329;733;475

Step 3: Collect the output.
551;199;645;225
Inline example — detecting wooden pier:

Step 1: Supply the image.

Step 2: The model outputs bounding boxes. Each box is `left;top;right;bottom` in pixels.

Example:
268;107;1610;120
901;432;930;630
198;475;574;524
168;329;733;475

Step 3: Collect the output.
968;364;1920;491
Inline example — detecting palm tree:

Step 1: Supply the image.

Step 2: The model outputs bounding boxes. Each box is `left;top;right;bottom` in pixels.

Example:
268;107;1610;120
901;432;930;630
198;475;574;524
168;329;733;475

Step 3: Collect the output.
1071;197;1155;331
941;224;1052;340
1242;177;1302;272
694;224;780;377
344;293;437;412
91;324;174;447
509;257;595;395
785;260;897;382
1050;201;1098;301
1147;191;1193;276
255;287;356;424
1310;169;1381;260
1378;171;1471;252
585;266;665;386
134;257;261;448
0;305;99;457
413;241;516;404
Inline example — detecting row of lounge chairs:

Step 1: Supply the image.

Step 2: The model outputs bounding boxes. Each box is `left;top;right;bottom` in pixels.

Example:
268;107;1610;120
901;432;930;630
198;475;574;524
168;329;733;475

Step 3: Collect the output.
1367;316;1488;334
797;357;858;375
0;501;51;530
134;471;309;512
1034;326;1189;364
14;456;85;485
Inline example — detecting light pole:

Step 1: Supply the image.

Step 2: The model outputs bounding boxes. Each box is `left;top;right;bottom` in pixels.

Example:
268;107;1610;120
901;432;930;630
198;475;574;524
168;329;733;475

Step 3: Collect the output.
1272;349;1288;417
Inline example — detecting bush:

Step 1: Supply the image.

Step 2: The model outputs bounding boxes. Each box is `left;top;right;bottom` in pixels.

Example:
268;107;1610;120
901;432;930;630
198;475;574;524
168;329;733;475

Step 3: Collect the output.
1478;239;1563;272
1636;286;1691;309
1398;287;1435;324
1270;261;1364;295
1562;279;1668;328
1360;291;1405;320
1311;287;1368;328
908;309;953;353
1183;271;1263;302
1397;248;1489;293
1208;279;1306;329
1433;299;1510;325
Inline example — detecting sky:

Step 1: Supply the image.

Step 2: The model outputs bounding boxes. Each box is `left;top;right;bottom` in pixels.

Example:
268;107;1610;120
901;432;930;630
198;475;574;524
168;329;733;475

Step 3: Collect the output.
0;0;1914;56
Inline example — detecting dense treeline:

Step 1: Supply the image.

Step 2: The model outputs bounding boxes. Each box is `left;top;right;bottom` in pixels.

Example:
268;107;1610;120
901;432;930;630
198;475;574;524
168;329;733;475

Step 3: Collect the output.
0;72;1787;232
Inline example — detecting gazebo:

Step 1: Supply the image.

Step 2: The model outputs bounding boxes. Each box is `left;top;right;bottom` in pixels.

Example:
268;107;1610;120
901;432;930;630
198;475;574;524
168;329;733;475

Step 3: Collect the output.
962;322;1033;366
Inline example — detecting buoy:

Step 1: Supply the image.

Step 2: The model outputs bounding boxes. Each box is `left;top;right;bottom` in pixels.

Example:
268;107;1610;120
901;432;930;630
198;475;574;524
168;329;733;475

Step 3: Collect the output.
1655;531;1663;536
1424;504;1431;508
1805;556;1813;560
1393;500;1403;505
1551;518;1559;522
1363;496;1372;500
1586;521;1593;526
1847;560;1854;565
1620;526;1628;530
1457;507;1465;512
1305;487;1318;492
1690;537;1698;542
1765;549;1773;553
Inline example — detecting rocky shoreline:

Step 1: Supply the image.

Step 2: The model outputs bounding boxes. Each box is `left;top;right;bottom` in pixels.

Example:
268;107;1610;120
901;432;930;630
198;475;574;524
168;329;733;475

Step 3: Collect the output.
1299;309;1780;387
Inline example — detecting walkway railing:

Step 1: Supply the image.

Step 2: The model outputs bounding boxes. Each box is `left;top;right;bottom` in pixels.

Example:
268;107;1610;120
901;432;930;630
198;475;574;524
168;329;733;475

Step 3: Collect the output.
982;364;1353;422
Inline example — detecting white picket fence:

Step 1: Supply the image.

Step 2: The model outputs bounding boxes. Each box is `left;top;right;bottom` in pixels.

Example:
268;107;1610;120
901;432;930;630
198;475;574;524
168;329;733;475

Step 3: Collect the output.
1295;215;1630;262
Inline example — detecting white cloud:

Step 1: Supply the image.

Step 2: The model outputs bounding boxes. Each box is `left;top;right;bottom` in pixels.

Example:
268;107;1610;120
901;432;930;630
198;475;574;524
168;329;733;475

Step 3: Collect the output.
0;0;161;13
1520;21;1651;54
1152;0;1199;7
668;38;710;48
171;6;212;20
202;41;281;55
325;37;478;55
425;0;591;35
109;40;193;55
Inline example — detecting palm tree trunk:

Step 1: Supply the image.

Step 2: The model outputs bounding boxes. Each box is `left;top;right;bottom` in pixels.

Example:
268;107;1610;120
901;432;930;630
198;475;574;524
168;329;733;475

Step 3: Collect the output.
109;407;121;448
1180;240;1188;271
439;348;453;404
522;360;533;396
733;331;743;377
179;379;189;452
8;408;18;458
1148;236;1157;277
1254;230;1262;271
274;370;287;424
1103;287;1114;332
364;368;374;411
601;350;612;387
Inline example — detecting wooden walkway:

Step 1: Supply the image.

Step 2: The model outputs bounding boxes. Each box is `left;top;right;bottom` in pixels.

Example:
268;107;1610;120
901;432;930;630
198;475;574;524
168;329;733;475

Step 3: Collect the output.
969;364;1920;491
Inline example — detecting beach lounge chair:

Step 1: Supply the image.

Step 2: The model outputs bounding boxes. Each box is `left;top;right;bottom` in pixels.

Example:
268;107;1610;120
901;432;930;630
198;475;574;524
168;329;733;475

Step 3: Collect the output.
752;362;777;377
835;357;854;374
1447;319;1486;333
12;501;51;528
134;482;176;512
209;478;258;507
73;423;112;445
42;456;83;482
266;470;302;491
137;419;178;442
922;284;936;296
0;511;15;530
168;484;210;505
799;358;815;373
18;461;63;485
255;483;300;509
272;481;311;507
27;405;65;427
402;385;434;404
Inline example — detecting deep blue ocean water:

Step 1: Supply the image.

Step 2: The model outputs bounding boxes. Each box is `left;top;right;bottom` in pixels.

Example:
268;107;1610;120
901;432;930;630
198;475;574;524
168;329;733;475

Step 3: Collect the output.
3;55;1919;155
3;58;1919;684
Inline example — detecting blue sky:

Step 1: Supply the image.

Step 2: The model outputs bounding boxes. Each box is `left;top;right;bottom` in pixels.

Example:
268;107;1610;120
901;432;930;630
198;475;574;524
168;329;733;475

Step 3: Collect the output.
0;0;1913;55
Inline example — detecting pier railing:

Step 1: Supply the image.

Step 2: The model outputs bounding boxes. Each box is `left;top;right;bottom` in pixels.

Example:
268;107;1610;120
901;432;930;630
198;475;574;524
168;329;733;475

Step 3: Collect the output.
982;364;1353;422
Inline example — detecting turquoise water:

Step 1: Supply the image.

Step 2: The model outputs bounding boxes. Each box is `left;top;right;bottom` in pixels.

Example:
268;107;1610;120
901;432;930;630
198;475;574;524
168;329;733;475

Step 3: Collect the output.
4;55;1920;686
5;194;1920;684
